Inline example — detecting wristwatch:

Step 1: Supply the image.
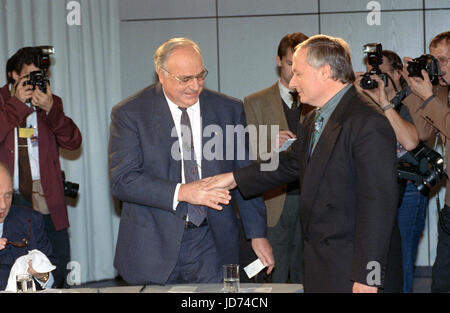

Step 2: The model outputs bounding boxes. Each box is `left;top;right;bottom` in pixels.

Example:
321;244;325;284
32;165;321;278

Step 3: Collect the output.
37;272;50;283
382;103;395;112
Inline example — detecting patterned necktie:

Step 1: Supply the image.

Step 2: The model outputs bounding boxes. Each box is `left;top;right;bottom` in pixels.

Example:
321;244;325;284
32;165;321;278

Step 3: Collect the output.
179;107;206;226
308;110;324;159
18;118;32;201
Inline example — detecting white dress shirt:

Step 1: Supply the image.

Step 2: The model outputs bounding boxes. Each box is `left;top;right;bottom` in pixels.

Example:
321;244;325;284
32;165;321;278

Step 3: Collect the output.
278;80;295;109
163;91;203;211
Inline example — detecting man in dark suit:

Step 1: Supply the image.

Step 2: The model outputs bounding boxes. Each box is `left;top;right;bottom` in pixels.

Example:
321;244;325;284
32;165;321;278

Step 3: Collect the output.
243;32;312;283
0;47;82;288
109;38;274;285
0;162;56;290
205;35;402;293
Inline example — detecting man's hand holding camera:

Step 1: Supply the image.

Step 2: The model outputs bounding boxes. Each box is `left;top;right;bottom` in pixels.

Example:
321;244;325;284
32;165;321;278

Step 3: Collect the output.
402;57;434;101
356;72;391;110
14;76;54;113
30;83;54;113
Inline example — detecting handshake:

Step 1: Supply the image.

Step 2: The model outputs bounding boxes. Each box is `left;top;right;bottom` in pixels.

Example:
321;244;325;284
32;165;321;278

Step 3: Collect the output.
178;172;238;210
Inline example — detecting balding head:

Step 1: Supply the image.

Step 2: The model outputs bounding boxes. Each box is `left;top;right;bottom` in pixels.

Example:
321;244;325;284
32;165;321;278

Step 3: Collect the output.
0;162;13;223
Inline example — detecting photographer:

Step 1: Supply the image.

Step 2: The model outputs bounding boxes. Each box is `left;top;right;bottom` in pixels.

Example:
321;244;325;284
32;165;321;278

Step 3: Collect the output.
402;31;450;293
0;47;82;288
356;49;429;293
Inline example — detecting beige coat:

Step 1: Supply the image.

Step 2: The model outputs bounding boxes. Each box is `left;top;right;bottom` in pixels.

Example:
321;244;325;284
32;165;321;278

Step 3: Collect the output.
404;85;449;205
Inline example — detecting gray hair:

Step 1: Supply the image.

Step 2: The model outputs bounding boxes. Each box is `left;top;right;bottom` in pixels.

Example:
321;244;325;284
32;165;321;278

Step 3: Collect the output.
154;38;203;71
295;35;356;84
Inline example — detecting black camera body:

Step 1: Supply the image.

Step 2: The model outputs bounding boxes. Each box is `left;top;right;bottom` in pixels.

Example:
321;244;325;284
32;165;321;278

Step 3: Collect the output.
398;142;446;194
407;54;442;85
23;70;49;93
360;43;389;90
62;171;79;199
23;46;55;94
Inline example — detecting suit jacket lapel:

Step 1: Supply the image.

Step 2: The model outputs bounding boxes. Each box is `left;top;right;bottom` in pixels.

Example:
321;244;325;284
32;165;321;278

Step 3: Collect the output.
199;91;217;179
153;84;182;182
300;87;355;230
268;84;289;132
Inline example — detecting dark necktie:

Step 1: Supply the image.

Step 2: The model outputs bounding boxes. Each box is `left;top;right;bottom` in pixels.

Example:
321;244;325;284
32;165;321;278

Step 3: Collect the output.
179;107;206;226
308;110;324;160
18;118;32;201
289;90;300;109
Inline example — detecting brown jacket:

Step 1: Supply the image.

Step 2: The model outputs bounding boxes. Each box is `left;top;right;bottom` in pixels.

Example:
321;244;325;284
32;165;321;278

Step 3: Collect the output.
404;85;449;205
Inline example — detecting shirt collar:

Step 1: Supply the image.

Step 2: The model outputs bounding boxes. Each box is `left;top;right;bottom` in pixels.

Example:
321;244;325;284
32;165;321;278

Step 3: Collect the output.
163;89;200;115
278;80;295;108
319;84;351;119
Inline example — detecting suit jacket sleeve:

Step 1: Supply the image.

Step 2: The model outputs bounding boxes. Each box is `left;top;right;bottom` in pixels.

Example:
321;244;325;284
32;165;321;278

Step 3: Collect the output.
109;105;178;211
420;96;449;139
234;138;300;199
41;96;82;150
350;114;398;288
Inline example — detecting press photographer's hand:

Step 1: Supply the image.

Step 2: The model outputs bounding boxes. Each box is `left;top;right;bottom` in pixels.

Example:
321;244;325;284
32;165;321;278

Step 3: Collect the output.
402;57;434;101
14;76;34;104
362;74;390;109
31;83;54;113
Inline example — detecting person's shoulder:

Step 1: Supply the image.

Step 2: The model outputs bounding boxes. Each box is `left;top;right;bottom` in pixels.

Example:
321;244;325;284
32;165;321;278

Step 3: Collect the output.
346;87;384;119
7;205;42;223
244;83;278;104
202;88;242;107
112;83;160;114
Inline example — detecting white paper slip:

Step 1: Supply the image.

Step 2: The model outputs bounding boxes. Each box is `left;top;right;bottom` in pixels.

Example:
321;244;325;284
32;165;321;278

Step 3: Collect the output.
278;138;297;152
244;259;266;279
168;286;198;293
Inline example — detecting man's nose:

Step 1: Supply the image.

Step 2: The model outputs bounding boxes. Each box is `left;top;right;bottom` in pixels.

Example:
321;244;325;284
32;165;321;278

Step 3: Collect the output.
288;77;296;90
187;77;202;91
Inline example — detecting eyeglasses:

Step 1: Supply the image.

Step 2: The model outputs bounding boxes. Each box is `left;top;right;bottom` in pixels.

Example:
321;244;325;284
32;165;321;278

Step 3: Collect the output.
161;67;208;84
6;218;32;248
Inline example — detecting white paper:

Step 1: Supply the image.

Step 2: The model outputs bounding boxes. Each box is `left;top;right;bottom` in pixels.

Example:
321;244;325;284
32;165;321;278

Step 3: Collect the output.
244;259;266;279
168;286;198;293
278;138;297;152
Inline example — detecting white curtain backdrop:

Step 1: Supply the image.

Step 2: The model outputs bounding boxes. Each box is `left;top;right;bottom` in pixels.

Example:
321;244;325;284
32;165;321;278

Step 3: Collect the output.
0;0;122;283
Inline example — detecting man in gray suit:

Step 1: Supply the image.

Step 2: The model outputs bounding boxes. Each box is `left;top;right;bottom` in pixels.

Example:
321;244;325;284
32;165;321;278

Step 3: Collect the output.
243;32;312;283
109;38;274;285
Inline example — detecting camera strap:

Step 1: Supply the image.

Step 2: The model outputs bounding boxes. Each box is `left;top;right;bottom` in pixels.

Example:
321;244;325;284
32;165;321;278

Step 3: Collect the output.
391;86;412;110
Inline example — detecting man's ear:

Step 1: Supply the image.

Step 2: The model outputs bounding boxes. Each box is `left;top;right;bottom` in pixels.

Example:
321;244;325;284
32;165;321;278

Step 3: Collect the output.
10;71;20;84
156;68;165;83
392;69;402;81
276;55;282;68
321;64;333;81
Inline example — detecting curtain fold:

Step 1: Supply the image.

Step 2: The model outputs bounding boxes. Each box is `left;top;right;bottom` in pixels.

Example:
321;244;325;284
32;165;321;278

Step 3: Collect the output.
0;0;122;284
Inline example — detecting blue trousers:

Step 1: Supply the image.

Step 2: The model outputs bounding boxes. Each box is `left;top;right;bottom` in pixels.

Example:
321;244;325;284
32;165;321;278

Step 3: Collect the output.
166;224;222;284
397;182;428;293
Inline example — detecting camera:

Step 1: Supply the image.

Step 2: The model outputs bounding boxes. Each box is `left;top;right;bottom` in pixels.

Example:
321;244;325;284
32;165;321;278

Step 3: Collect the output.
62;171;79;199
23;70;49;93
407;54;442;85
398;142;447;195
23;46;55;94
360;43;389;90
